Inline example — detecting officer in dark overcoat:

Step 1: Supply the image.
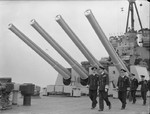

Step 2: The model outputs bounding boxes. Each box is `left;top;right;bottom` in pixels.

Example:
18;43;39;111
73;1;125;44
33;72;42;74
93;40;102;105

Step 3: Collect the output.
138;75;148;105
97;66;111;111
130;73;138;104
87;66;99;109
117;69;130;110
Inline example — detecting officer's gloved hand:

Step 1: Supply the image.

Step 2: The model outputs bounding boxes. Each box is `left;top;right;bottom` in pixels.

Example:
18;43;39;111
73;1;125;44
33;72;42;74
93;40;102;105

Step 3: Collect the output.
105;85;109;92
86;85;89;88
105;88;108;92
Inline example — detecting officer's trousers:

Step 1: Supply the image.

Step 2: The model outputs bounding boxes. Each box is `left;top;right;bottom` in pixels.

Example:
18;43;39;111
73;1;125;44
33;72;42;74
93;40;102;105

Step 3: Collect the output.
118;91;127;108
89;89;97;108
141;91;147;104
99;90;111;110
131;90;137;103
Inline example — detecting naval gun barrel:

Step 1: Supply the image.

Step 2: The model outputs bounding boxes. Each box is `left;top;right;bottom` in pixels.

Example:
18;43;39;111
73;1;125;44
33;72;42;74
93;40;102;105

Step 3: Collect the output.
55;15;103;68
30;20;88;85
8;24;71;85
85;9;129;73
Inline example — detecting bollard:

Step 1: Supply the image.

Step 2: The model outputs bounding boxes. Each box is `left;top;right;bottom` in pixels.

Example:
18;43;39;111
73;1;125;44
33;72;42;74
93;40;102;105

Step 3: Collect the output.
12;90;18;105
12;84;20;105
20;83;35;106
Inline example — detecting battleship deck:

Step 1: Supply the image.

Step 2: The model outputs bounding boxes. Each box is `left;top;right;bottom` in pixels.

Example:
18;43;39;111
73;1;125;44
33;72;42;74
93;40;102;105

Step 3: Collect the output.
1;95;150;114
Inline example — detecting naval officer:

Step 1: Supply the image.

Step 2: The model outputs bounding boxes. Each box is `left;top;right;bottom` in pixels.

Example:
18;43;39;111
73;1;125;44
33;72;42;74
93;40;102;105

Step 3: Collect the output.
117;69;130;110
87;66;99;109
138;75;148;105
130;73;138;104
97;66;111;111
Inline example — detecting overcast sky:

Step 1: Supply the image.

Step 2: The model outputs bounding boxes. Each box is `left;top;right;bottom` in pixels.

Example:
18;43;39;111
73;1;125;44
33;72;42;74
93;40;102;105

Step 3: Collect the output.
0;0;149;87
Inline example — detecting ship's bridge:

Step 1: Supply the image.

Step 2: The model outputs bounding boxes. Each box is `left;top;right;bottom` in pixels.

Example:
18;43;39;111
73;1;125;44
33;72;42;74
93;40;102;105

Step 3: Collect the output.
138;28;150;50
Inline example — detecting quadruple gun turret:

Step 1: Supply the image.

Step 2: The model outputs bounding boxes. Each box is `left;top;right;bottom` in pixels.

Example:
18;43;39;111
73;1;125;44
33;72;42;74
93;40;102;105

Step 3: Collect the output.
8;9;129;87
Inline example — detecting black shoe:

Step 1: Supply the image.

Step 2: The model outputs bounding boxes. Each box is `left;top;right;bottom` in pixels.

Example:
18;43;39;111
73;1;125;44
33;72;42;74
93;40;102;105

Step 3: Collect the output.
143;103;146;106
93;105;96;109
121;104;126;109
98;109;103;111
143;101;146;106
132;100;136;104
121;107;125;110
91;103;97;109
108;104;111;110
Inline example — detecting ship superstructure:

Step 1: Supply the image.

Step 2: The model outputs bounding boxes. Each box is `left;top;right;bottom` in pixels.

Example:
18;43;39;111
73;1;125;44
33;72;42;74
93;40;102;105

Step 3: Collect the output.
108;0;150;73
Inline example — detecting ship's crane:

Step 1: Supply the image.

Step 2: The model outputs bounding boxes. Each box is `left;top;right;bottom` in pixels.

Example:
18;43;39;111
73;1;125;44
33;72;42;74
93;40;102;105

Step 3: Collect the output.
125;0;150;50
125;0;143;33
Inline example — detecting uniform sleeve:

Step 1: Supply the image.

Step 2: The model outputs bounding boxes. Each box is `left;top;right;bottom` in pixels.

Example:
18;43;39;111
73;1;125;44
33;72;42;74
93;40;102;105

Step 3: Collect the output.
106;73;109;85
135;79;139;89
145;80;148;85
145;80;148;91
87;75;90;85
126;77;130;87
97;75;99;86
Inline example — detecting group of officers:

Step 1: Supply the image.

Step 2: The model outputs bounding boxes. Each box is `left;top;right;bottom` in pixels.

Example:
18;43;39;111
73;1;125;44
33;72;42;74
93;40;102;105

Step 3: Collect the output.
87;65;150;111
